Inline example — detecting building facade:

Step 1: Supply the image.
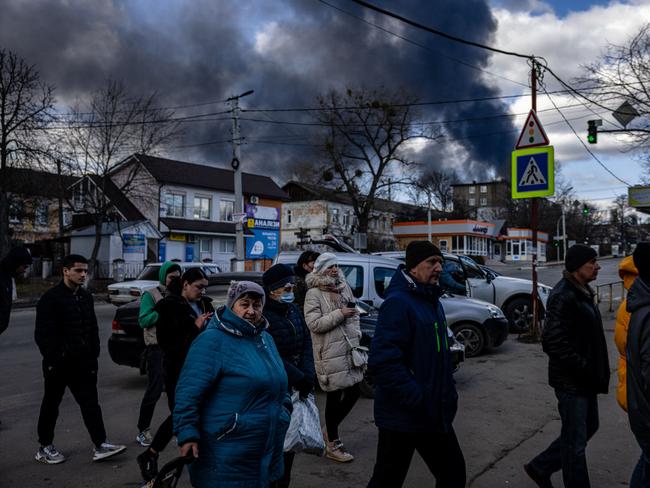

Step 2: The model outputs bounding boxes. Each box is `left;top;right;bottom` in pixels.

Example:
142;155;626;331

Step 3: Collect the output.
451;179;510;220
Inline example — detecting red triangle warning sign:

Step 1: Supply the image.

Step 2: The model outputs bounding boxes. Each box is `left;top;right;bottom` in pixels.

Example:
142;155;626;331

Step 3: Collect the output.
515;110;549;149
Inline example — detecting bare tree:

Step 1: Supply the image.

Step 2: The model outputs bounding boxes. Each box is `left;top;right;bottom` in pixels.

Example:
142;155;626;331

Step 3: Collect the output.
65;79;179;279
0;48;54;257
409;168;457;212
577;24;650;177
316;87;441;233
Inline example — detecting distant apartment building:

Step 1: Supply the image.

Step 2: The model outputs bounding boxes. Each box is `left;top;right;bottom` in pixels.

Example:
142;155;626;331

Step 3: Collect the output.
451;179;510;220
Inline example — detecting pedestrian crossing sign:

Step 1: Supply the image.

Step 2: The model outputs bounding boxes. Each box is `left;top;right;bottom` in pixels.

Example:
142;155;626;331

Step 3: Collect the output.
511;146;554;199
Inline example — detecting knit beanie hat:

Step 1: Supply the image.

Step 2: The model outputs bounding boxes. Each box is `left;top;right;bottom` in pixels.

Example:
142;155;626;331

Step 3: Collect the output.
313;252;338;274
226;281;266;308
262;263;295;291
633;242;650;281
405;241;442;270
565;244;598;272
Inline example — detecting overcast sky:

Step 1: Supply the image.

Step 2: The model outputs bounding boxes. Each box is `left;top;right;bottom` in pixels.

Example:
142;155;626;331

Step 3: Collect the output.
1;0;649;210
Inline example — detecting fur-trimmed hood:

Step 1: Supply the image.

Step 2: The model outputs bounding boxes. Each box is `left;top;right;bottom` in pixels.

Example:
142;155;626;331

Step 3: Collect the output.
305;268;347;292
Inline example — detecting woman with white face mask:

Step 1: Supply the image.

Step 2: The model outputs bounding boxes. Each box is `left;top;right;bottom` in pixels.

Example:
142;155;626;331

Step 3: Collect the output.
262;264;316;488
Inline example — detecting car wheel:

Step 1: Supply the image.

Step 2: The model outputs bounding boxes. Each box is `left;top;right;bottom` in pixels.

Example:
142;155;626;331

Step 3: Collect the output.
452;323;485;358
504;297;535;333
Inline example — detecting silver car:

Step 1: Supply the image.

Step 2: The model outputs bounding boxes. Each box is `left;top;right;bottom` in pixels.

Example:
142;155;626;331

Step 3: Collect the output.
275;250;508;357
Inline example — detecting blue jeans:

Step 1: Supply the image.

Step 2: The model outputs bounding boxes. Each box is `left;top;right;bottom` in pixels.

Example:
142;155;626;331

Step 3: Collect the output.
529;389;599;488
631;442;650;488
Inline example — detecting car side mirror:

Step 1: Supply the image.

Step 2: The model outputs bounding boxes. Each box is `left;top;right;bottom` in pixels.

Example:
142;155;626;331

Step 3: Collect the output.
485;273;493;284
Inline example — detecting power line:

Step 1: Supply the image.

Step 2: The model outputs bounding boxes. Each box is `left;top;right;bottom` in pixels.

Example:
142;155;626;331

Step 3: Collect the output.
543;88;632;186
348;0;534;59
315;0;529;88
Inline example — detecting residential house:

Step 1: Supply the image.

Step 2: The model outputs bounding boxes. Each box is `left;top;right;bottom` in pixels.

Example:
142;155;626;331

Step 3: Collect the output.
6;167;78;266
281;181;435;251
107;154;289;271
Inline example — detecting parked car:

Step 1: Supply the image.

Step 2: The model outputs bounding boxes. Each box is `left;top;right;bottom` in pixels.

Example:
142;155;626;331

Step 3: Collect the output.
108;271;261;368
275;249;508;357
373;251;552;333
107;262;221;305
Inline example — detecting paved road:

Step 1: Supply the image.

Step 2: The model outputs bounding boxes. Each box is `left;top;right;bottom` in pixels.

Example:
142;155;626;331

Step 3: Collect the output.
0;256;637;487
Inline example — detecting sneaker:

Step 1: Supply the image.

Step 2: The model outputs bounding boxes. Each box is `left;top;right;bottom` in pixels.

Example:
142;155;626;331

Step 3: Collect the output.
523;463;554;488
325;439;354;463
92;441;126;461
136;429;153;447
35;444;66;464
137;449;159;481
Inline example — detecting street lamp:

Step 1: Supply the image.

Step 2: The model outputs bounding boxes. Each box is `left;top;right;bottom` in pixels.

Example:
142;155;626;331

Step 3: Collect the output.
227;89;254;271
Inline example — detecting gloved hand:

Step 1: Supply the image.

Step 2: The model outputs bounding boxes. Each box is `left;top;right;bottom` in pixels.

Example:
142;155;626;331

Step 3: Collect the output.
295;376;314;400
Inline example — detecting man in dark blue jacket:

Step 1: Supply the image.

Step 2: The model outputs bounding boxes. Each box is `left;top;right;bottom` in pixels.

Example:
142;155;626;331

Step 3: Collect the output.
367;241;465;488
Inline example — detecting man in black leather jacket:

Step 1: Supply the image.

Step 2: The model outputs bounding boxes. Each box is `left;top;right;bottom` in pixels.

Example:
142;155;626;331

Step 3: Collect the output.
34;255;125;465
524;244;609;488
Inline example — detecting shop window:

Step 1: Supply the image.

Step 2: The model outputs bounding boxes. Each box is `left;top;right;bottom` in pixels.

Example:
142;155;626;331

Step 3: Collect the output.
218;238;235;253
439;239;448;252
512;241;520;256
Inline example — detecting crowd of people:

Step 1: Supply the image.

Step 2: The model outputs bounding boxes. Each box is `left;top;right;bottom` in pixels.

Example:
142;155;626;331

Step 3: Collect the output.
1;240;650;487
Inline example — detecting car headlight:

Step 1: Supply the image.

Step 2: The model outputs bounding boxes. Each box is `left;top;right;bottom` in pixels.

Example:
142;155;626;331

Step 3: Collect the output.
487;305;505;319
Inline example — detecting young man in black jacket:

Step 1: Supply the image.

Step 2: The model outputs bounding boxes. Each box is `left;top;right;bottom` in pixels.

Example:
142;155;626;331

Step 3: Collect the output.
525;244;609;488
625;242;650;488
34;254;126;464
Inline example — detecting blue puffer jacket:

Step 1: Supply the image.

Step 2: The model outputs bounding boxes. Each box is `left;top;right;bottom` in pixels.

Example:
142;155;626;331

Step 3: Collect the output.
174;306;291;488
369;267;458;433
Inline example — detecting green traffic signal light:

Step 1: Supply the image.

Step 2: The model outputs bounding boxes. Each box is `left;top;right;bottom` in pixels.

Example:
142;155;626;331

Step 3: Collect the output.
582;205;589;216
587;120;598;144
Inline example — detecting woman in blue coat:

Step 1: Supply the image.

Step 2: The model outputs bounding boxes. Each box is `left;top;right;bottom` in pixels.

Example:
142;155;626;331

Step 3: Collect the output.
174;281;291;488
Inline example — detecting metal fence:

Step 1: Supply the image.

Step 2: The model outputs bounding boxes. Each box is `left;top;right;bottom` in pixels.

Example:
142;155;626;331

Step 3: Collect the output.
595;280;626;312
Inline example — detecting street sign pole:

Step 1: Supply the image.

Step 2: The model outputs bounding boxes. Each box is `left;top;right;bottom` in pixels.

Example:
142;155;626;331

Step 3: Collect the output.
530;61;540;341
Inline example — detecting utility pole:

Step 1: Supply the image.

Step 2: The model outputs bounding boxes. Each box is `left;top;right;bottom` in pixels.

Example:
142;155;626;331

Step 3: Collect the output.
427;192;432;243
227;89;254;272
530;60;540;340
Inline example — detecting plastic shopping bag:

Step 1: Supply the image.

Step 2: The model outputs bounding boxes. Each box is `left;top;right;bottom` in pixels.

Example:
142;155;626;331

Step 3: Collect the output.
283;392;326;456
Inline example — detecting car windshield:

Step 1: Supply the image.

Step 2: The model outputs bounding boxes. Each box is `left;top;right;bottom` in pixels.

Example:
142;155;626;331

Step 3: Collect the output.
136;265;161;281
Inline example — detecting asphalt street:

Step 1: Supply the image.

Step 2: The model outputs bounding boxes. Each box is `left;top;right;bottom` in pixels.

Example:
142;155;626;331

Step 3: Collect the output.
0;257;638;487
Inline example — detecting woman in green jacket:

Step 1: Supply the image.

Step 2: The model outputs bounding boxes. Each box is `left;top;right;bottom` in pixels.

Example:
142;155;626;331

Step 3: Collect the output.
135;261;181;446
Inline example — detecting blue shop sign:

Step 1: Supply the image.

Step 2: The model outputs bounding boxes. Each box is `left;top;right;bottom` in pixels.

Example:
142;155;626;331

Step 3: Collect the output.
123;233;145;254
246;229;279;259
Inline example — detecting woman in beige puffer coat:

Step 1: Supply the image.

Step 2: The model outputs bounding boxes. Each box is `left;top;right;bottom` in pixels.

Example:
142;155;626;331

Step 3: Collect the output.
304;253;363;463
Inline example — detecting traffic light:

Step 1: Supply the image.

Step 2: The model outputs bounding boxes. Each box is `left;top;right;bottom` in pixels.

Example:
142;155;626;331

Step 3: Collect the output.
582;205;590;216
587;120;598;144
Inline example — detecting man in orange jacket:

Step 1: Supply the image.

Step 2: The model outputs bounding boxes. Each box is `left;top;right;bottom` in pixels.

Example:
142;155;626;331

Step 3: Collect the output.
614;256;638;411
